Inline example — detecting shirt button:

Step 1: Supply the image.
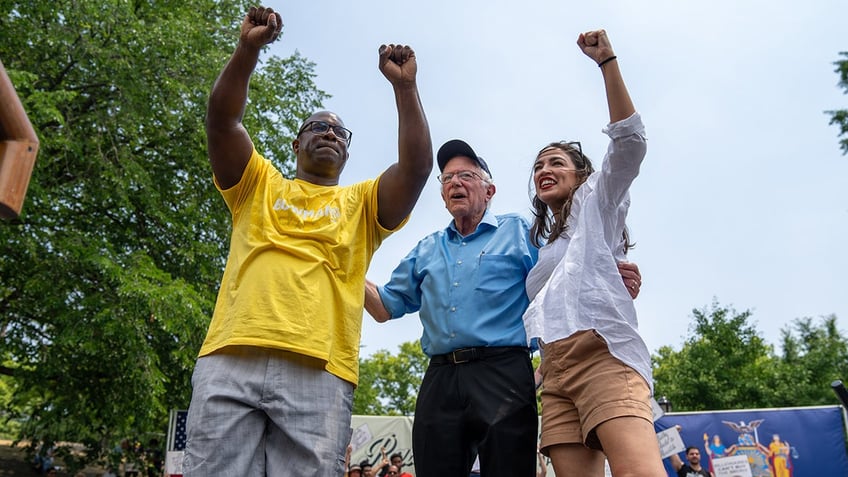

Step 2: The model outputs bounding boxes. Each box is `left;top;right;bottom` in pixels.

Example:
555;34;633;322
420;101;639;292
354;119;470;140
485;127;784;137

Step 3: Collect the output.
453;282;459;287
457;260;463;265
450;307;456;312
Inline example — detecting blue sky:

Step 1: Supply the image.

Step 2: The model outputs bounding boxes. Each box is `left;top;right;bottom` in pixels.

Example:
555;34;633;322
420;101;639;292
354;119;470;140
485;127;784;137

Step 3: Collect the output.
264;1;848;358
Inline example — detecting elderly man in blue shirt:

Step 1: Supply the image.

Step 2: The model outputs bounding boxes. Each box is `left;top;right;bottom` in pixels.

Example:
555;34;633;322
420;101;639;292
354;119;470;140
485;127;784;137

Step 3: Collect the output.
365;139;641;477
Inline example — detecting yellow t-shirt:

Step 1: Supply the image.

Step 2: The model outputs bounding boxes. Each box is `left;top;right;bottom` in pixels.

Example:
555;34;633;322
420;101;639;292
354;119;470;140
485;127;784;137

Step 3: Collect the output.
199;149;404;384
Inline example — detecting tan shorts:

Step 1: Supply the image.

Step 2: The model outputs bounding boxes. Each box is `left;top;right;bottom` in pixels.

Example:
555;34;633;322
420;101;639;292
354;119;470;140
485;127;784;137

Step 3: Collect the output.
538;329;653;453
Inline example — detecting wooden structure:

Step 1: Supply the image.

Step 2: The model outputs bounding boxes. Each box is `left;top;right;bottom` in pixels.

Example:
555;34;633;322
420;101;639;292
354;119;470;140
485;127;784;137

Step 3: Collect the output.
0;59;40;220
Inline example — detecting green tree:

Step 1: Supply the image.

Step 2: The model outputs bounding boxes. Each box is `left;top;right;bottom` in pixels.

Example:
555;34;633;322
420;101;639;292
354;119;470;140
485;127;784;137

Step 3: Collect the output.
652;301;782;411
827;51;848;155
776;314;848;405
0;354;22;440
354;341;428;416
354;356;385;415
0;0;326;470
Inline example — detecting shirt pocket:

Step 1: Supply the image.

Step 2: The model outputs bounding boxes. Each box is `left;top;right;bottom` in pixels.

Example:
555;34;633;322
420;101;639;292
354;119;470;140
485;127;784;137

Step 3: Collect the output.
475;254;526;293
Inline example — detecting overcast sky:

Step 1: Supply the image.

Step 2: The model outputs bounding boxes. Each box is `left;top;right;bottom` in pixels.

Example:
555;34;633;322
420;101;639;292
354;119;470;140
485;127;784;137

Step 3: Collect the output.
260;1;848;359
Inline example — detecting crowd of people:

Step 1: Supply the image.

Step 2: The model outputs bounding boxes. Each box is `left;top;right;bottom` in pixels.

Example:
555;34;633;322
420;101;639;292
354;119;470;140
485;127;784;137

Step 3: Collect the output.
181;4;661;477
344;449;414;477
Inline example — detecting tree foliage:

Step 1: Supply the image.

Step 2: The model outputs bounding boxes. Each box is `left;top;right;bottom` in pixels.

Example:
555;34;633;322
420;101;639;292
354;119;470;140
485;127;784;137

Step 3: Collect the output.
653;301;848;412
777;314;848;405
354;341;428;416
0;0;326;470
653;302;781;411
827;51;848;155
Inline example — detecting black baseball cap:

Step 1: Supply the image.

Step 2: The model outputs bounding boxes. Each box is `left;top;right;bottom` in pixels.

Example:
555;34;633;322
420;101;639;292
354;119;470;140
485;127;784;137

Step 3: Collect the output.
437;139;492;178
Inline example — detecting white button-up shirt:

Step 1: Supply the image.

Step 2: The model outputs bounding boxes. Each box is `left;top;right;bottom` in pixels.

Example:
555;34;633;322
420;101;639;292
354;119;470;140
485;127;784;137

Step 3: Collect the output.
523;112;653;391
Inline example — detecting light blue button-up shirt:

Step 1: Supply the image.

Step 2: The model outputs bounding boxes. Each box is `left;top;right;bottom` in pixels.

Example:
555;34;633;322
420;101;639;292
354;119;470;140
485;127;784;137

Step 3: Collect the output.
377;211;538;356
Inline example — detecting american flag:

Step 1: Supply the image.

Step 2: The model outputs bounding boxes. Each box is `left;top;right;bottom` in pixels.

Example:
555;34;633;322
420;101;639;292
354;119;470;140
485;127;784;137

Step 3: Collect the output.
168;410;188;451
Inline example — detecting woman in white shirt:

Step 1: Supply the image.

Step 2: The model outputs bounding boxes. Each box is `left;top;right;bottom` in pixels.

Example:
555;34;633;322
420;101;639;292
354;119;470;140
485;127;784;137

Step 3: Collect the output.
522;30;665;477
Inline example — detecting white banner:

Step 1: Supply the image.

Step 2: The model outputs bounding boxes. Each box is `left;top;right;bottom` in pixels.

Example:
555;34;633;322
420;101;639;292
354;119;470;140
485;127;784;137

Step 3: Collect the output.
713;455;754;477
350;415;416;474
656;427;686;459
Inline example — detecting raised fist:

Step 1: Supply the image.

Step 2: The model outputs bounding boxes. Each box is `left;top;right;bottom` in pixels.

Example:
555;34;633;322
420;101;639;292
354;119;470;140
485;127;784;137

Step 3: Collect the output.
240;6;283;48
379;44;418;86
577;29;615;65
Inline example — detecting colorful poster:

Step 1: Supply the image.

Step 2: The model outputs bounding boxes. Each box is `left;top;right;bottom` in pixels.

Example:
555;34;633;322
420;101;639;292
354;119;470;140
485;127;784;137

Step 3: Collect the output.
656;405;847;477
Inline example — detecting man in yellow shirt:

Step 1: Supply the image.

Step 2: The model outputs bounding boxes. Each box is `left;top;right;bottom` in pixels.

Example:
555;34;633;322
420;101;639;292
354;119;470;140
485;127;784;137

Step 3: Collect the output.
182;6;432;476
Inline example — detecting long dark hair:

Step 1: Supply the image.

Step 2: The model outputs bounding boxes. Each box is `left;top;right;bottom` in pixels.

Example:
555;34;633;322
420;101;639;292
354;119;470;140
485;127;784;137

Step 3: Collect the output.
529;141;633;252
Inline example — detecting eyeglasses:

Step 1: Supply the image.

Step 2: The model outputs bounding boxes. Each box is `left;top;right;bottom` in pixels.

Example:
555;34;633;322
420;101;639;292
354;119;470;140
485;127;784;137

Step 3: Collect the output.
297;120;353;144
535;141;586;172
556;141;583;161
437;170;484;184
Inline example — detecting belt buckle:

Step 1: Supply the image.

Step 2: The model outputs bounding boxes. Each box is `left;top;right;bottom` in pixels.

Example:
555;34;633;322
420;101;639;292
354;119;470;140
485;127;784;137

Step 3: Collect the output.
450;348;474;364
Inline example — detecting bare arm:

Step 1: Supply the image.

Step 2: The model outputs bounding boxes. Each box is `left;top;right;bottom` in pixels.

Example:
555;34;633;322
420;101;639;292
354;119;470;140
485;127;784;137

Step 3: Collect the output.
344;445;352;477
375;44;433;230
577;30;636;124
364;279;391;323
669;453;684;472
374;448;389;476
206;6;282;189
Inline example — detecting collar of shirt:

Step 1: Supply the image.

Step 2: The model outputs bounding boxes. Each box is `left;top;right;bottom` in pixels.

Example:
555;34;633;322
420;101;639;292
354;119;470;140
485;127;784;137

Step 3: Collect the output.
447;209;498;239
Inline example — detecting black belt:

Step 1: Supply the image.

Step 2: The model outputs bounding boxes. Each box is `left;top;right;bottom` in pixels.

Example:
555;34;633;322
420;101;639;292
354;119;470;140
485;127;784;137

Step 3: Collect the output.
430;346;529;365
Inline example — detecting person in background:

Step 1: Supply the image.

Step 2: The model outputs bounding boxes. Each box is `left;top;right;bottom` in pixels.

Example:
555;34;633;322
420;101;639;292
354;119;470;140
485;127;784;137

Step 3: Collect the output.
183;4;432;476
389;452;413;477
359;460;375;477
348;464;363;477
669;446;713;477
32;445;54;475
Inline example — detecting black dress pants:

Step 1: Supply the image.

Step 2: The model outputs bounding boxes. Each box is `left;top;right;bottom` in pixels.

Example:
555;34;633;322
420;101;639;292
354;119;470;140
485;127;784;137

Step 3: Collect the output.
412;347;538;477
